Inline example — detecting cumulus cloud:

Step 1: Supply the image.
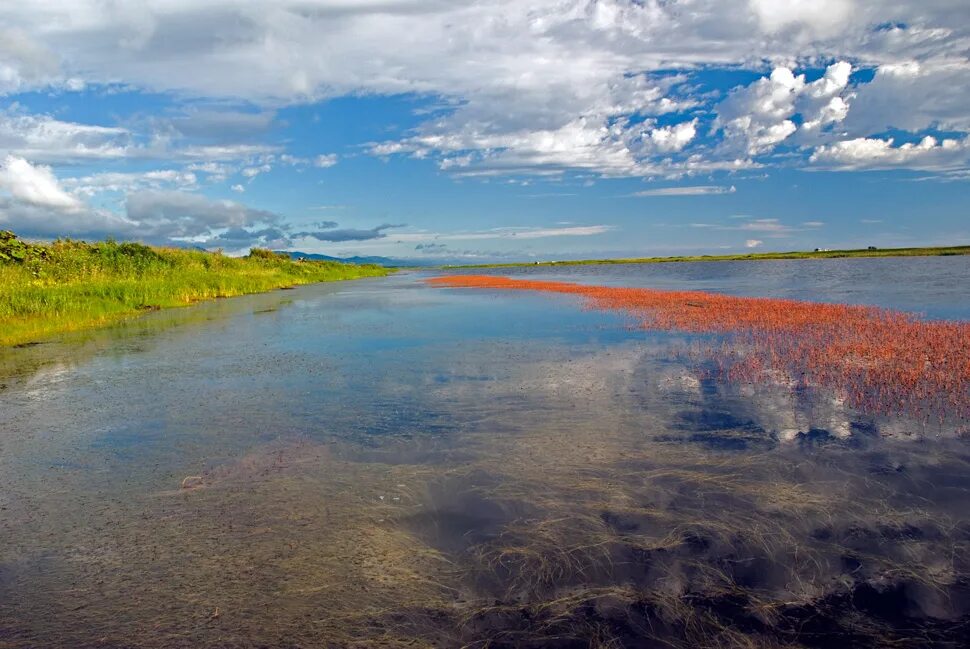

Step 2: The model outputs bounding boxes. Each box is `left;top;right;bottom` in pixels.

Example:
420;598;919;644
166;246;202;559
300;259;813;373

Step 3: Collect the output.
0;155;81;209
4;1;958;106
0;158;406;250
125;190;280;242
745;239;764;248
0;157;139;240
314;154;338;168
846;61;970;133
715;61;852;155
810;135;970;170
0;200;136;240
641;120;698;154
0;1;967;193
798;61;853;133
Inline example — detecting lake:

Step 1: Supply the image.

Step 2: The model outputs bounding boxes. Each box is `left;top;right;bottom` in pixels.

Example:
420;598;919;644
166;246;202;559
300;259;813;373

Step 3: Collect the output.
2;256;969;648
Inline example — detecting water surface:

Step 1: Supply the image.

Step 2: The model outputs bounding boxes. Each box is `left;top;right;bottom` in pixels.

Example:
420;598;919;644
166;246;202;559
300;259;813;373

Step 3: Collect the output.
1;259;969;648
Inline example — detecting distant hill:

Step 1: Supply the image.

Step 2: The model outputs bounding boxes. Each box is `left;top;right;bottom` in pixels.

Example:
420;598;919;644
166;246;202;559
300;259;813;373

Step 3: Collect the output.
275;251;425;267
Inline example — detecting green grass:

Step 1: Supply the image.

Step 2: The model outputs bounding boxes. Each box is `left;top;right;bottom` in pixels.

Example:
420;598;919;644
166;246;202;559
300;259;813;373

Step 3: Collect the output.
0;231;391;346
443;244;970;269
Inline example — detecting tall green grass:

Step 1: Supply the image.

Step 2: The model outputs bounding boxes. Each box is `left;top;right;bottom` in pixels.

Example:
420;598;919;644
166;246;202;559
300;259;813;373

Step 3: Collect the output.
0;231;390;346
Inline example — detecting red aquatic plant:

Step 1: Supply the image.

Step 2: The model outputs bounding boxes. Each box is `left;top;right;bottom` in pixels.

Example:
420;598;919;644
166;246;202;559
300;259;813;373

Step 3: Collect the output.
428;275;970;429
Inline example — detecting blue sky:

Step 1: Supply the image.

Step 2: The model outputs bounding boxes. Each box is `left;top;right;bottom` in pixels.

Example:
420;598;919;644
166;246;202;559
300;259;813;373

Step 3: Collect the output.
0;1;968;261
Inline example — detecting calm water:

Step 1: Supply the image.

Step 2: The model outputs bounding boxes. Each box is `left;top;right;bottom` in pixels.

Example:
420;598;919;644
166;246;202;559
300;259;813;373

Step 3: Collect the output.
1;258;969;648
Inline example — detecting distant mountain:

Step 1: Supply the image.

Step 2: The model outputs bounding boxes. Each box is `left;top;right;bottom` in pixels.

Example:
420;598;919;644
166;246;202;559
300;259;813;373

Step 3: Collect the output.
275;251;426;267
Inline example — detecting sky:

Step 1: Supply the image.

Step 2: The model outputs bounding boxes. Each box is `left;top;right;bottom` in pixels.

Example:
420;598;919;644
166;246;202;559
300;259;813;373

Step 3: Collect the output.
0;1;968;262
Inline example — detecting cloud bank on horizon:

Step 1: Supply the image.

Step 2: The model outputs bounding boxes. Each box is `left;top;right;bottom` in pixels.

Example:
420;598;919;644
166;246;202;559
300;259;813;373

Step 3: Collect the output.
0;0;967;260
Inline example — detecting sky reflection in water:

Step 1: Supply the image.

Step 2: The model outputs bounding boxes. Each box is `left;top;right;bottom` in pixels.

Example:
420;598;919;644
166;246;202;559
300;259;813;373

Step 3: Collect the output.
1;258;969;648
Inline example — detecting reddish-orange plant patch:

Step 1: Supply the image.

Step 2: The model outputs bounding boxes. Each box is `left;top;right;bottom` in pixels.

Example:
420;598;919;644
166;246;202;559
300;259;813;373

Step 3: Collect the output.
429;275;970;428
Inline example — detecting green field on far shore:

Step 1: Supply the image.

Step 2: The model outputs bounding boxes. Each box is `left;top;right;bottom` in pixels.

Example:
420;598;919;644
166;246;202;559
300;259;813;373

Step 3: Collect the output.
0;231;390;347
443;245;970;269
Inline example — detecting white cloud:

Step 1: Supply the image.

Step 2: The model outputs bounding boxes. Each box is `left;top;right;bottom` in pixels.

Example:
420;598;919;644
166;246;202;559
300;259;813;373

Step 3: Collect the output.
644;120;697;154
394;225;612;242
745;238;763;248
231;183;245;193
296;223;402;242
123;190;283;245
0;155;80;209
0;160;406;250
492;225;612;239
716;68;804;155
187;161;233;182
0;109;131;162
6;1;958;103
716;61;852;155
62;169;197;196
738;218;793;234
176;144;281;161
798;61;853;133
241;164;272;179
0;28;58;94
687;216;803;238
0;156;140;240
0;1;966;183
633;185;736;197
0;199;137;240
810;135;970;170
314;153;338;168
846;61;970;133
748;0;853;34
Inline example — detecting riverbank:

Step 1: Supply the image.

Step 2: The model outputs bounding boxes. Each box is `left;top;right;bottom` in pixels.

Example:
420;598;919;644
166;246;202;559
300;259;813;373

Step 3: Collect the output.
444;244;970;269
0;231;390;346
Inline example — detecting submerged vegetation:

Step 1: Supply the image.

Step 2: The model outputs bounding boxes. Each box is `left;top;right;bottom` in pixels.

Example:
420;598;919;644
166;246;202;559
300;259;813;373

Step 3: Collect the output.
0;231;389;346
430;275;970;431
2;269;969;647
444;244;970;269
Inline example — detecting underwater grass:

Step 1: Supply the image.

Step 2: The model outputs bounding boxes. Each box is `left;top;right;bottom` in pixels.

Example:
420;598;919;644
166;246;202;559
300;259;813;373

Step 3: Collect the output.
428;275;970;429
4;270;969;648
0;231;390;346
3;339;968;647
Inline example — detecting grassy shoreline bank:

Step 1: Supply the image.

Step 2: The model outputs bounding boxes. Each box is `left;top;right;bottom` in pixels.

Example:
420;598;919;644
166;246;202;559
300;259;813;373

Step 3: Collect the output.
443;244;970;269
0;232;390;347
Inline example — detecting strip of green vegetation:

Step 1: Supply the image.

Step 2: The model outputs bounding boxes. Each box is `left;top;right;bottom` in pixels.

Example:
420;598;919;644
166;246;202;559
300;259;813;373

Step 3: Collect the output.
443;245;970;269
0;231;390;346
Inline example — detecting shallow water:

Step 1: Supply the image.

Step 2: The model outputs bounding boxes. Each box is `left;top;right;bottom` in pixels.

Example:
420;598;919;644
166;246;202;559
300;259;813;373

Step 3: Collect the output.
1;259;969;648
459;256;970;319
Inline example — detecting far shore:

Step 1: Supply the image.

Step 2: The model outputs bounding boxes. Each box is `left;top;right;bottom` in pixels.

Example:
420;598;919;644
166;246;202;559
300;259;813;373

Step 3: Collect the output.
440;245;970;269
